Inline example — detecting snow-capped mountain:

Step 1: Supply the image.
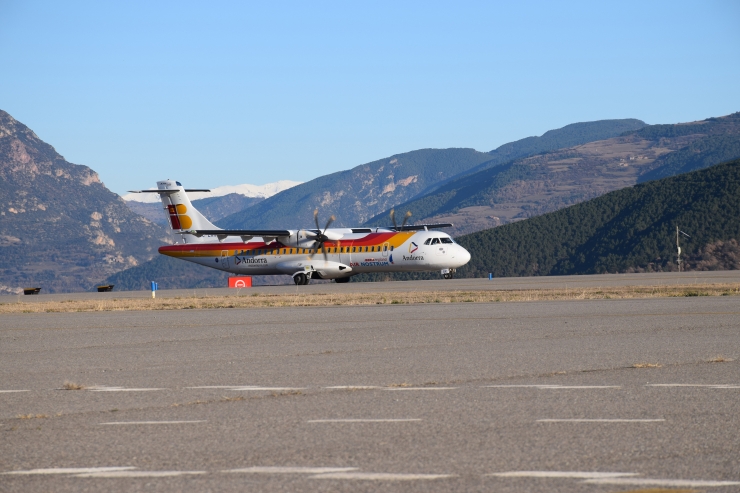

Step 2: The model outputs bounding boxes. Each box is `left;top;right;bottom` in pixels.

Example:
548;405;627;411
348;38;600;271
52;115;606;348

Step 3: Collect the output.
122;180;302;203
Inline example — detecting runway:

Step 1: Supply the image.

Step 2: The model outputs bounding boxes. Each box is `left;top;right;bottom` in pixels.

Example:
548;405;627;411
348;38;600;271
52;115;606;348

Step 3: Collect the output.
1;295;739;491
7;269;740;303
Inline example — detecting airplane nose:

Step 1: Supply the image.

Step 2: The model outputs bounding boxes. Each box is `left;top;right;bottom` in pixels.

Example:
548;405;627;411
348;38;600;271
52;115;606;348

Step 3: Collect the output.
459;246;471;265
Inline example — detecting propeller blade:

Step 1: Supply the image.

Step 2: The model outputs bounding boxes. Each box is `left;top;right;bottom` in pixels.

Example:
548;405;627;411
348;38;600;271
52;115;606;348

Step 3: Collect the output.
390;209;397;230
401;211;412;230
323;215;336;234
313;209;320;231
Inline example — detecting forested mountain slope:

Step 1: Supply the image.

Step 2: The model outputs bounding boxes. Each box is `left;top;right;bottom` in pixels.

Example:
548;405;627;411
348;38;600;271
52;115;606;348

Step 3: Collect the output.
0;110;170;293
366;112;740;236
457;158;740;278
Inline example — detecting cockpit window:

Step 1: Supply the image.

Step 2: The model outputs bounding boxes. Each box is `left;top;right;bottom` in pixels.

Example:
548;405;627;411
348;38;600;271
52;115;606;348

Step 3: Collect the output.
424;238;431;245
441;238;454;244
431;238;440;245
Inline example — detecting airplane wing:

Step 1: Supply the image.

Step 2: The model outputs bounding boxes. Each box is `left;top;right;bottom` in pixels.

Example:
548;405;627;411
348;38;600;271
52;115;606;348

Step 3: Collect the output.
388;223;453;231
182;229;292;237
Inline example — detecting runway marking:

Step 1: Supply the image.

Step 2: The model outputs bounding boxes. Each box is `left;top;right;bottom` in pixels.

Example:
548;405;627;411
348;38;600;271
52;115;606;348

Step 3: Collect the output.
537;419;665;423
307;419;422;423
646;384;740;389
584;477;740;487
87;386;165;392
100;420;206;425
311;472;455;481
224;466;358;474
187;386;307;391
75;470;206;478
2;467;134;475
486;471;637;479
324;386;381;390
383;387;458;391
0;390;30;393
484;385;621;389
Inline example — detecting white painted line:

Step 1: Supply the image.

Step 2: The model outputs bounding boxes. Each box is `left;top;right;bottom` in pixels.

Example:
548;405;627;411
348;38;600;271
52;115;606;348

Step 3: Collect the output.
324;386;381;390
486;471;638;479
0;390;30;393
76;470;206;478
584;477;740;487
383;387;458;391
224;467;358;474
226;386;307;391
187;386;306;391
87;386;165;392
537;419;664;423
307;419;422;423
2;467;134;475
647;384;740;389
484;385;621;389
312;472;455;481
100;421;206;425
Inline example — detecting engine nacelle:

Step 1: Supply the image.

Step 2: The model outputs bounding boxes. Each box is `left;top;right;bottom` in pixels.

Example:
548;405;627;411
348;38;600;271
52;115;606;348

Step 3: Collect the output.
275;259;352;279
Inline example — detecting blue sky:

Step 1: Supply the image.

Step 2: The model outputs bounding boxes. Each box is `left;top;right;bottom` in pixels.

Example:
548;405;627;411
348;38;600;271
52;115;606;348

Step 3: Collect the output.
1;1;738;195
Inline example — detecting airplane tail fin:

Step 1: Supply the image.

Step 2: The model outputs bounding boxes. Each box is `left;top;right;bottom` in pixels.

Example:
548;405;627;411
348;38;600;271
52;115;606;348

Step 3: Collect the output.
155;180;219;232
129;180;218;242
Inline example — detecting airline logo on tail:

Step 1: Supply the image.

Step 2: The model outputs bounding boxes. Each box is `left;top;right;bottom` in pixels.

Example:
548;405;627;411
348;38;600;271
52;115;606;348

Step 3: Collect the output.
167;204;192;230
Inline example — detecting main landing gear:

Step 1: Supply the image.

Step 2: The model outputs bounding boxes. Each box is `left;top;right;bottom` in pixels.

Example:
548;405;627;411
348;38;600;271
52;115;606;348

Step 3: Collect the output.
293;273;310;285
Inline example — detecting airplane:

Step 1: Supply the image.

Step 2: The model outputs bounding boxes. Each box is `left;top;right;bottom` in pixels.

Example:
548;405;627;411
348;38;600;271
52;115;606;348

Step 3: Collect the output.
129;179;471;285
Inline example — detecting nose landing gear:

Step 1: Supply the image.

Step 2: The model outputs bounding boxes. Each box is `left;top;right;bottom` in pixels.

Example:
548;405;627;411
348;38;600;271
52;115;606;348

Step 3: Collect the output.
441;268;455;280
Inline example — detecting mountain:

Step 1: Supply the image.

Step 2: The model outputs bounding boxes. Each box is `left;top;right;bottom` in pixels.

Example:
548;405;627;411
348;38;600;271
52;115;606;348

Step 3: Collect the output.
218;120;647;232
365;113;740;236
217;148;497;230
0;110;170;294
126;193;265;226
457;158;740;278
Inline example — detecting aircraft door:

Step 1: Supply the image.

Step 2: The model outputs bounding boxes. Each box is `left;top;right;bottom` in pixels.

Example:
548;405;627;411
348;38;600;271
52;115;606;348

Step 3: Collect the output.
220;250;230;268
382;242;390;257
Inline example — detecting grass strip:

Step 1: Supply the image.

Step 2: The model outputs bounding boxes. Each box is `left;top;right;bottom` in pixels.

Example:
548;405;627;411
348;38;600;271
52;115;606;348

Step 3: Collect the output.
1;283;738;314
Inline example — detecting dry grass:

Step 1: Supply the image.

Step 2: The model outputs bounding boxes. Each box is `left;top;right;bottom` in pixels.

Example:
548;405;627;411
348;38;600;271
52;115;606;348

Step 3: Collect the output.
17;414;49;419
632;363;662;368
62;381;86;390
709;355;733;363
2;283;738;314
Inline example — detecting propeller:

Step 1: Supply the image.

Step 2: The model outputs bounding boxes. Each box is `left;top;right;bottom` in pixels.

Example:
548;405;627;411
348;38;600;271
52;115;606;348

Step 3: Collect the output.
390;209;412;231
310;209;336;261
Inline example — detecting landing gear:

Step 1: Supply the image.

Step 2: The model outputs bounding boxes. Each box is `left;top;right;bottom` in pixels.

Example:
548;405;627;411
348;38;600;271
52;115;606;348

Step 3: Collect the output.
441;269;455;280
335;276;350;283
293;273;310;285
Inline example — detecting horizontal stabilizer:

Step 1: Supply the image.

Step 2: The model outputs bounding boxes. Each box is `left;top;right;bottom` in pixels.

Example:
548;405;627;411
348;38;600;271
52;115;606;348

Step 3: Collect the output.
128;189;211;193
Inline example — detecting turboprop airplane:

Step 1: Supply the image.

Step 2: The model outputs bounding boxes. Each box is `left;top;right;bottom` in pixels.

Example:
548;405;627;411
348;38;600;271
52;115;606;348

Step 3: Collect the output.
129;179;471;285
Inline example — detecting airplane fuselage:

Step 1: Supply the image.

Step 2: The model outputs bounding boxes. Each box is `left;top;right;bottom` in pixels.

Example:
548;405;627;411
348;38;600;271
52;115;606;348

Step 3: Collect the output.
159;228;470;279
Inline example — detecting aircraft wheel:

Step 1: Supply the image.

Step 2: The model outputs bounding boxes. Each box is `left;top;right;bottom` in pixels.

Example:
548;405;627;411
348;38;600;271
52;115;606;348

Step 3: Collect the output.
443;273;451;280
335;277;350;284
294;273;307;285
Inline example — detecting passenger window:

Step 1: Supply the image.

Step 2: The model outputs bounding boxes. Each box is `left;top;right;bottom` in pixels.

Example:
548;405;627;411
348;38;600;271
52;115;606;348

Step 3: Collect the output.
352;247;356;253
424;238;431;245
383;245;387;251
390;246;394;251
441;238;453;244
431;238;440;245
290;249;294;254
